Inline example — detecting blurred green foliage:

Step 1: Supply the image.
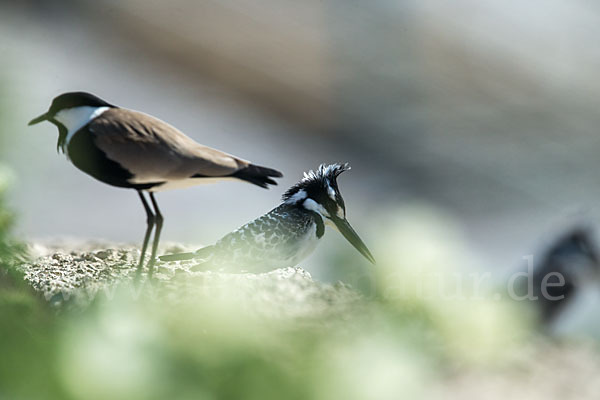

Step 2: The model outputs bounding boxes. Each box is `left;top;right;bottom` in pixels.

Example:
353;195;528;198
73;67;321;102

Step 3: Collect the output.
0;164;64;399
0;199;536;399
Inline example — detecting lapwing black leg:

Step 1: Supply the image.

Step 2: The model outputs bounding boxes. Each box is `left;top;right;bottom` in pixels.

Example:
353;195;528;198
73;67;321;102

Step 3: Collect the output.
146;192;164;279
136;190;155;280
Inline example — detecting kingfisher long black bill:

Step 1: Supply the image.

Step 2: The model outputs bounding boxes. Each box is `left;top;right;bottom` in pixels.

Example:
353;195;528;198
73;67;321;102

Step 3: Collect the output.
28;112;49;126
333;217;375;264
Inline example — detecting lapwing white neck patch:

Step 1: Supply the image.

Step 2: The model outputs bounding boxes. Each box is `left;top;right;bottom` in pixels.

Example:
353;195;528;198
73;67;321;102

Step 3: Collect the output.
54;106;110;146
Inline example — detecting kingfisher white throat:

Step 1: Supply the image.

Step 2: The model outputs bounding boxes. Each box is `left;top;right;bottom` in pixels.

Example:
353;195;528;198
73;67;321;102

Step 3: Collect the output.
29;91;283;278
160;163;375;271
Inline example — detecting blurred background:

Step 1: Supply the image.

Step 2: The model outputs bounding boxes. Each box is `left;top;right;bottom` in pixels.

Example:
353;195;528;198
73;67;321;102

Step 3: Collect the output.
3;0;600;281
5;2;600;399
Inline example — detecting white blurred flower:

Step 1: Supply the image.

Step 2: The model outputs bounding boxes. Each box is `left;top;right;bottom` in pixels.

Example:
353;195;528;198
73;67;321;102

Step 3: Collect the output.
0;164;15;193
314;333;431;400
59;296;163;400
373;205;531;364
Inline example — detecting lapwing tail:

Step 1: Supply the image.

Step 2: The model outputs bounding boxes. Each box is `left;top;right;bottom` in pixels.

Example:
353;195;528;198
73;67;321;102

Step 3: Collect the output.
232;163;283;188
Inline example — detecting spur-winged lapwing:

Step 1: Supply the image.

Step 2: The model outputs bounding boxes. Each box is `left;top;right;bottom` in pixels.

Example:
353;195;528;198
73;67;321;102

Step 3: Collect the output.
160;163;374;271
29;91;283;278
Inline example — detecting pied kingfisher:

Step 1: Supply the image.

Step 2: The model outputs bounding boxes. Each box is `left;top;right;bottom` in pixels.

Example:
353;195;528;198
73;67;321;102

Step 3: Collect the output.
160;163;374;271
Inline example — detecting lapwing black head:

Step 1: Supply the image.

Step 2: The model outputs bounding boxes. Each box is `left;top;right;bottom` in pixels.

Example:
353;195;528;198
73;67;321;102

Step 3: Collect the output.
29;92;115;123
29;92;116;153
29;91;283;280
160;163;375;271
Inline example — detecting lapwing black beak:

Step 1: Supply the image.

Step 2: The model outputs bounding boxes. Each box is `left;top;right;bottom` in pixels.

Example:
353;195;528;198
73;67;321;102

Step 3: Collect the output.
28;112;49;126
331;216;376;264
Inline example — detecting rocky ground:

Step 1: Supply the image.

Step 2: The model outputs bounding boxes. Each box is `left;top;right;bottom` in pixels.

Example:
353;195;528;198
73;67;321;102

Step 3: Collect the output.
19;242;362;320
438;341;600;400
15;242;600;400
